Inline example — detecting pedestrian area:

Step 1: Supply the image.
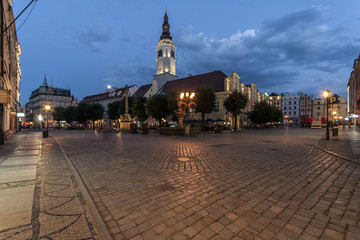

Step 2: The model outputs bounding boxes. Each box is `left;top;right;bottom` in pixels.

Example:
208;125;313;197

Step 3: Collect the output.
0;128;359;240
0;132;100;239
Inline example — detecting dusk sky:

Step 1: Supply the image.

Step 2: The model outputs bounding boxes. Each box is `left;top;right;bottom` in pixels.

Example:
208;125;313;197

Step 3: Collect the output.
13;0;360;106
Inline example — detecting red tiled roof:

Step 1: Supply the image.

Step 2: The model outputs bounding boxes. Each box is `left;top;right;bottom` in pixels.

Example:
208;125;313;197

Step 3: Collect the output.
133;84;152;98
81;85;137;103
159;71;227;94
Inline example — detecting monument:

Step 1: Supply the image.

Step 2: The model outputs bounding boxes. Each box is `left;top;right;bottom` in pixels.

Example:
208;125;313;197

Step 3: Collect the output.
120;85;133;131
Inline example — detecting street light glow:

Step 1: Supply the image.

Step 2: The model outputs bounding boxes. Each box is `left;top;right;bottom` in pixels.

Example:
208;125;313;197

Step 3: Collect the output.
38;115;43;121
323;89;331;98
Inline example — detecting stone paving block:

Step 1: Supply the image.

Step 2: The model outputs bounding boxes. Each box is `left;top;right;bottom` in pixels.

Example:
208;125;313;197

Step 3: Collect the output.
49;129;360;240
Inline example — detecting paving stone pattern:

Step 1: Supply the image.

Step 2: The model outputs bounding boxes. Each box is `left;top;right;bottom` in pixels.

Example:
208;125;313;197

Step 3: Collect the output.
55;128;360;240
0;134;99;240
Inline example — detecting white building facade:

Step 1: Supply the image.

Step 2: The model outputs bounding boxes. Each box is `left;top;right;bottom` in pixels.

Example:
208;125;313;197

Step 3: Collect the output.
281;93;300;125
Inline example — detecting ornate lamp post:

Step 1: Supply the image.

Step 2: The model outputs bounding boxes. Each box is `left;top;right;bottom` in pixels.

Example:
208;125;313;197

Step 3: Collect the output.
175;92;196;128
323;89;331;140
43;105;50;138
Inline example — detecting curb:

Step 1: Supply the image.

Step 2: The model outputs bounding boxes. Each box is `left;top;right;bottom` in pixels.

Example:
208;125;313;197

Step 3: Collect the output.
54;137;113;240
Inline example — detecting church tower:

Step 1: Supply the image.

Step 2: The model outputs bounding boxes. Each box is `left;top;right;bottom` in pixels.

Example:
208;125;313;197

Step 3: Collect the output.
152;11;178;93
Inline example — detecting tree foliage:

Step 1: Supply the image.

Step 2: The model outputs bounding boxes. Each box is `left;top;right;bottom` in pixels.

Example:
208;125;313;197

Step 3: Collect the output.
52;107;65;123
248;101;283;124
224;91;248;131
195;86;216;131
167;89;180;120
132;96;149;122
63;106;77;123
86;104;105;123
146;94;169;126
107;101;121;120
75;102;89;124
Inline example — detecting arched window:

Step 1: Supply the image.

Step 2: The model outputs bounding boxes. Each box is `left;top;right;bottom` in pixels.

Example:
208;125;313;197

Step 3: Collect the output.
158;50;163;57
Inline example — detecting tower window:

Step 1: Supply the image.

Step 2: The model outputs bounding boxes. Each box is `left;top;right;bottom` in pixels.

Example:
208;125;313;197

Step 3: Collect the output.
158;50;163;57
171;50;175;58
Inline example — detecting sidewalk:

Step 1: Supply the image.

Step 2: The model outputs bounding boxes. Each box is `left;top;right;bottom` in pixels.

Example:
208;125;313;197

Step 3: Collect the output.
316;126;360;163
0;131;101;239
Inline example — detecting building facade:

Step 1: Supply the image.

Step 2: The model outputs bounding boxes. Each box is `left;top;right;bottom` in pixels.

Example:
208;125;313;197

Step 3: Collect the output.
329;94;347;123
299;93;313;123
281;93;300;125
81;85;138;127
25;77;75;128
347;54;360;125
0;0;21;143
268;93;282;111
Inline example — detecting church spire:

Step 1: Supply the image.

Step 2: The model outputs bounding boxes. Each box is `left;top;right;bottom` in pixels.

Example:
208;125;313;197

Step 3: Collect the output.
160;11;172;41
43;74;48;87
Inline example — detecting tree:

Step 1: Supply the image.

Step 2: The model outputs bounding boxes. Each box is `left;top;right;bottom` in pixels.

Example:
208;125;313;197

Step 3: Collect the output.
167;89;180;120
195;86;216;131
224;91;248;131
75;102;89;126
107;101;121;120
132;96;149;122
248;101;283;125
63;106;77;124
86;104;104;130
52;106;65;127
146;94;169;127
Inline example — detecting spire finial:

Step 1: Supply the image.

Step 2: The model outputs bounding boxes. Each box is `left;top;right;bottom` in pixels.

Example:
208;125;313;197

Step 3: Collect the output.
43;73;48;87
160;10;172;41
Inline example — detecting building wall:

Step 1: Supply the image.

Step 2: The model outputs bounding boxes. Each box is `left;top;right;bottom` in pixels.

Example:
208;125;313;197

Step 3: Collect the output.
25;82;72;128
312;98;327;121
281;94;300;124
348;55;360;125
0;0;21;140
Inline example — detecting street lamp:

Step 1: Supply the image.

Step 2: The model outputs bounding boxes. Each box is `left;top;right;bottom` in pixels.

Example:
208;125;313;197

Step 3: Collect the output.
176;92;196;129
323;89;331;140
43;105;50;138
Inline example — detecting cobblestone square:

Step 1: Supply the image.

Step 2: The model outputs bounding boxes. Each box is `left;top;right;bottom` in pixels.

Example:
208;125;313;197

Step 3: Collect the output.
52;127;360;239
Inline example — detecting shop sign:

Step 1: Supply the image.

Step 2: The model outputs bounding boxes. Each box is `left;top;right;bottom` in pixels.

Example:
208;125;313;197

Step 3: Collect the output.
0;90;9;104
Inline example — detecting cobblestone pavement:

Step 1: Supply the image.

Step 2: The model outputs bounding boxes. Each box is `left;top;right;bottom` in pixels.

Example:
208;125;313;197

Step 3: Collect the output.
53;127;360;240
0;132;99;240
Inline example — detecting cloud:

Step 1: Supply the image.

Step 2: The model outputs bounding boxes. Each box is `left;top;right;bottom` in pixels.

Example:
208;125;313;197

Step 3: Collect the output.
175;6;360;93
77;29;110;52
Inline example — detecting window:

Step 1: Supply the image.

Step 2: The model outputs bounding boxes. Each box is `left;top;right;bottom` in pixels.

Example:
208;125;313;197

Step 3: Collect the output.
171;50;175;58
284;112;287;115
289;102;292;105
317;107;320;110
294;106;296;109
158;50;163;57
294;111;296;115
214;102;219;112
284;106;287;110
294;101;296;104
289;106;292;110
277;102;279;105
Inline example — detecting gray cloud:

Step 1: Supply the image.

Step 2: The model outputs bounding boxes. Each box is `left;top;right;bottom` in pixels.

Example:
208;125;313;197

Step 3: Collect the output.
175;6;360;93
77;29;110;52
